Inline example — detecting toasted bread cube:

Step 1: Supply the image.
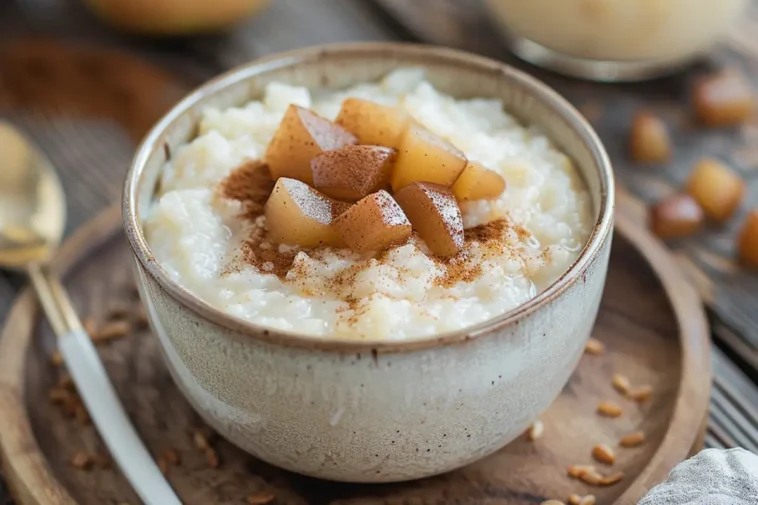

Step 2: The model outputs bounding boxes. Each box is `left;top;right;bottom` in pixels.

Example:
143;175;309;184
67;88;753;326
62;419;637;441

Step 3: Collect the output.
391;124;468;192
334;98;410;148
394;182;464;257
629;111;672;163
311;145;396;201
692;71;756;127
265;177;350;248
452;161;506;201
738;210;758;267
264;105;357;185
686;158;745;223
650;194;704;239
334;190;411;253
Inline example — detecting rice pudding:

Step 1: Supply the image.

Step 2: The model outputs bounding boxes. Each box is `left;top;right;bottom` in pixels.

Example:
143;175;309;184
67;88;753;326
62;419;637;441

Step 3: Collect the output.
144;69;592;340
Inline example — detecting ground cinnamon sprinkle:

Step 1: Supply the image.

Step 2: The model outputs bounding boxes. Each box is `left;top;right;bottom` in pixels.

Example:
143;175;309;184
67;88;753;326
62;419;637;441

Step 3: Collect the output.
220;160;275;220
433;219;513;288
219;161;523;304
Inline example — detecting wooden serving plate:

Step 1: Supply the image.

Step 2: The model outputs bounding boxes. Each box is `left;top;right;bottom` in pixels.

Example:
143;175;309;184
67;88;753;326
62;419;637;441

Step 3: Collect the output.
0;207;710;505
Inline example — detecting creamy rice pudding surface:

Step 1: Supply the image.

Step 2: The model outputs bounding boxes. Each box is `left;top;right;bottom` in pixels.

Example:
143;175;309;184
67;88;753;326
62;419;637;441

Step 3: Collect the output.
145;69;592;340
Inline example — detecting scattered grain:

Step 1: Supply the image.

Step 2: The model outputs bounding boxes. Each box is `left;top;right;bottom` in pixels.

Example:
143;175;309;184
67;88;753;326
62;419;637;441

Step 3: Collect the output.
206;448;219;468
48;387;71;405
527;420;544;441
600;471;624;486
163;448;180;465
541;501;565;505
619;431;646;448
246;492;276;504
629;111;672;163
597;401;623;418
567;464;596;479
629;385;653;402
579;495;596;505
592;444;615;465
611;374;631;395
584;338;605;355
92;320;131;343
579;471;603;485
568;494;582;505
70;451;93;470
193;430;210;451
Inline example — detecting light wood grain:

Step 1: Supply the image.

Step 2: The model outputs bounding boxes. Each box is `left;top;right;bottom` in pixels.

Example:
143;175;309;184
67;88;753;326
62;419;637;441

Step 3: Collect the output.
0;207;710;505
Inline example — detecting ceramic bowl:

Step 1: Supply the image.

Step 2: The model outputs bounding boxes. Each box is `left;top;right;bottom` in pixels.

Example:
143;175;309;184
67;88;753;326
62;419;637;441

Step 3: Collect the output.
123;43;614;483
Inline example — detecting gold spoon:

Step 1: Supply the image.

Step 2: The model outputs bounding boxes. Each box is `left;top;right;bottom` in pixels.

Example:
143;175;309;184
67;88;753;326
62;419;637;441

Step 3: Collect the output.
0;121;182;505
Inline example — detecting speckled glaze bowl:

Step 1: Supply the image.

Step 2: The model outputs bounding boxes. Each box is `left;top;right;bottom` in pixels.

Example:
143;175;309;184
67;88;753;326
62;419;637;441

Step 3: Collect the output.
123;43;614;483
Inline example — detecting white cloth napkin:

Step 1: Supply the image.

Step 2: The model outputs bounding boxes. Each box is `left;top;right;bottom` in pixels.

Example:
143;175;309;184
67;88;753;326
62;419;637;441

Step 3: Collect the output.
639;448;758;504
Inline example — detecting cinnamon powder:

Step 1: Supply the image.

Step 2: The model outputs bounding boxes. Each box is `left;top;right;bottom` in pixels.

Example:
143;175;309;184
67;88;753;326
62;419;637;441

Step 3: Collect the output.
219;160;521;299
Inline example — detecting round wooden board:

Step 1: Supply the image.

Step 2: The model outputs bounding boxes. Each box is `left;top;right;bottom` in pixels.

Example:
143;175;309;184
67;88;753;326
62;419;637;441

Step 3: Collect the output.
0;207;711;505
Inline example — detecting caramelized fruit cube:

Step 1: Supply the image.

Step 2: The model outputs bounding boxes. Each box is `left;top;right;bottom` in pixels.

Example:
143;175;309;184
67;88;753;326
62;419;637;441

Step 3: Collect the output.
686;158;745;223
265;177;350;248
692;71;756;127
650;194;704;239
311;145;396;201
334;190;411;253
264;105;357;185
629;111;672;163
738;210;758;267
391;123;468;192
452;161;506;201
394;182;464;257
334;98;410;148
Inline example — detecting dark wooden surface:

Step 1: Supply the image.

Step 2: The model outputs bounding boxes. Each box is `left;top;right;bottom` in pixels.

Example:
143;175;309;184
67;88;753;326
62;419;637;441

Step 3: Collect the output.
0;210;710;505
0;0;757;502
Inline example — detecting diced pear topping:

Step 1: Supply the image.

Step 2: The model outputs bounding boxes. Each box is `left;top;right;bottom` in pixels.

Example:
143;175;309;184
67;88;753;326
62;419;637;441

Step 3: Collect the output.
311;145;396;202
686;158;745;223
264;105;357;185
391;123;468;192
628;111;672;163
334;190;411;253
394;182;464;257
692;71;756;127
265;177;350;248
452;161;506;201
334;98;410;148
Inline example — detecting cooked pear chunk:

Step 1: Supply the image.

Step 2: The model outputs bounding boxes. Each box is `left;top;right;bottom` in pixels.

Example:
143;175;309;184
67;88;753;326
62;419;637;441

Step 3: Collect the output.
265;177;350;248
264;105;357;185
391;123;467;192
452;161;506;201
394;182;464;257
334;98;410;148
311;145;396;202
334;190;411;253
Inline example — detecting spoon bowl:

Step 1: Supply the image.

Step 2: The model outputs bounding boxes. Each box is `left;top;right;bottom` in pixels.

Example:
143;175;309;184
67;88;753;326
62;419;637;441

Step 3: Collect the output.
0;121;65;268
0;121;182;504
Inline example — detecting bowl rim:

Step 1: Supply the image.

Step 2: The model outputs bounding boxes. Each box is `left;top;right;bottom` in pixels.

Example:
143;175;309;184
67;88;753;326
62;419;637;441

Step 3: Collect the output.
123;41;615;354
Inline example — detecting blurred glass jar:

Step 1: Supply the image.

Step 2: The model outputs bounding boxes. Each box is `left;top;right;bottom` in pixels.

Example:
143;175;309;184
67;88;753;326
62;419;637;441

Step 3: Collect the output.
82;0;271;36
484;0;748;82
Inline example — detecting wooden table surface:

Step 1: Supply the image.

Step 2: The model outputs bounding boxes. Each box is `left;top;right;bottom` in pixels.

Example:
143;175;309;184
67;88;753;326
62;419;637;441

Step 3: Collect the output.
1;0;758;503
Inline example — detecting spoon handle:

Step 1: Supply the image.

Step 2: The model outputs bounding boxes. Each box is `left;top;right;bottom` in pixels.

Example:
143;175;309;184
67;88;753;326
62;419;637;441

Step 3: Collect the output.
27;263;182;505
